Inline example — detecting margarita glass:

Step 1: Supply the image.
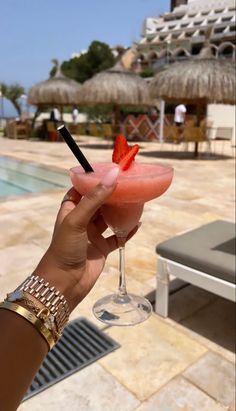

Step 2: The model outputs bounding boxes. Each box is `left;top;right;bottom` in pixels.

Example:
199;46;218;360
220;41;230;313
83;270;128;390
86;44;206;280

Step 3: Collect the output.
70;162;173;326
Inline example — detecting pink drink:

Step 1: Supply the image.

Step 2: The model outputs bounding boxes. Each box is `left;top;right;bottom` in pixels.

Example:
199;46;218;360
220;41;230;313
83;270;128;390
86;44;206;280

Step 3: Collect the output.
70;162;173;235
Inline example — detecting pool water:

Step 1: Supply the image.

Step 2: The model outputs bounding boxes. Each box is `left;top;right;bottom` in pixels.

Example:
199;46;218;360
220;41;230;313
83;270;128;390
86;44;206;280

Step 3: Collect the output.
0;156;69;197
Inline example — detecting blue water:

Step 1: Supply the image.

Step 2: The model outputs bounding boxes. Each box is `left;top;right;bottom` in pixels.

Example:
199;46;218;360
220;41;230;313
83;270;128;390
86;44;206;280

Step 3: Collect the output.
0;156;69;197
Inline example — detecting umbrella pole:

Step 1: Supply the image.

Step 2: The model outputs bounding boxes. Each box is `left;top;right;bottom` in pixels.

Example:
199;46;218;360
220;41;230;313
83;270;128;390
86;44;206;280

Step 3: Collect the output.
31;107;41;131
112;104;120;142
115;105;120;133
194;103;202;158
159;100;165;143
60;106;64;122
194;142;199;158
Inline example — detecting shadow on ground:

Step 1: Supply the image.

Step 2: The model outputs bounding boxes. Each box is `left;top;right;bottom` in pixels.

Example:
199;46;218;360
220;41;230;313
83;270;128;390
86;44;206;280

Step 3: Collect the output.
169;285;236;352
139;150;232;161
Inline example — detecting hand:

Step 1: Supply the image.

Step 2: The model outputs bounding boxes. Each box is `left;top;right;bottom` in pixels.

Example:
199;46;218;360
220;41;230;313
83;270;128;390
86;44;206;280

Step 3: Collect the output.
0;168;142;411
34;168;138;312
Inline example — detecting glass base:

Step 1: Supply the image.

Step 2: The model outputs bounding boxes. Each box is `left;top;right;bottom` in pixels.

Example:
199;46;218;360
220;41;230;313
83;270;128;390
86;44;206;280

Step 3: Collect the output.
93;293;152;326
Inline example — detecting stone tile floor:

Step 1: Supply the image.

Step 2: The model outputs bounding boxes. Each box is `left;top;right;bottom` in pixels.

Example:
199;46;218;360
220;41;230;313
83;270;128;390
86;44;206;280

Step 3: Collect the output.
0;136;235;410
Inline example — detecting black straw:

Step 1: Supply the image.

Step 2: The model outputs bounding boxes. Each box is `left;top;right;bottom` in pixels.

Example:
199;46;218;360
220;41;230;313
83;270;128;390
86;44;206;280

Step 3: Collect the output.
57;125;94;172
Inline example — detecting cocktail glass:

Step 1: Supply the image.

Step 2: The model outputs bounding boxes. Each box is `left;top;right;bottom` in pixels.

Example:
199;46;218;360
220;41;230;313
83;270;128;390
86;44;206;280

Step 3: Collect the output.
70;162;173;326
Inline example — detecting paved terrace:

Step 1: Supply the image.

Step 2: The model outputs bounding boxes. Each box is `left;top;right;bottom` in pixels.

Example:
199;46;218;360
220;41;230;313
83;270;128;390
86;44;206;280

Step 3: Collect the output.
0;136;235;411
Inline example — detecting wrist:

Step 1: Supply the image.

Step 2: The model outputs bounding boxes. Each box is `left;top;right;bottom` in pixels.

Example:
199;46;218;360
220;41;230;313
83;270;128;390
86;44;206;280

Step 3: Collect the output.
5;272;71;347
0;301;55;351
33;251;79;313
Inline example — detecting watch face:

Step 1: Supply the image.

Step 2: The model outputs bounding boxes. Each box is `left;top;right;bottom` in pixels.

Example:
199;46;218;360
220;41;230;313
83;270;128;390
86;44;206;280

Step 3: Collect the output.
7;290;24;302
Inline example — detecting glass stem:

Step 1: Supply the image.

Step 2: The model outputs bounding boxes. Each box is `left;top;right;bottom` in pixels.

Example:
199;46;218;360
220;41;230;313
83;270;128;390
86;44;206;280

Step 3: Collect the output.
117;238;127;296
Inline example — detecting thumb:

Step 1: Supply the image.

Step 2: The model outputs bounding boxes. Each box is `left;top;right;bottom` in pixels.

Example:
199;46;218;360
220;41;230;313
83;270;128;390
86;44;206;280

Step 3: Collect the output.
67;166;120;230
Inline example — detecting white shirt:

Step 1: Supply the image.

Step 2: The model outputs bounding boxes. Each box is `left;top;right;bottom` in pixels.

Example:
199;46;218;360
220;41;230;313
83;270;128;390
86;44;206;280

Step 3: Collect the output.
72;108;79;124
174;104;186;123
53;108;61;121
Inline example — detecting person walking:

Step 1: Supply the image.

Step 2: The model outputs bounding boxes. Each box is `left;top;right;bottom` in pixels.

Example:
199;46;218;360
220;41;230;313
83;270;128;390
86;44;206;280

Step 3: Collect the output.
50;107;61;122
72;106;79;125
174;104;186;127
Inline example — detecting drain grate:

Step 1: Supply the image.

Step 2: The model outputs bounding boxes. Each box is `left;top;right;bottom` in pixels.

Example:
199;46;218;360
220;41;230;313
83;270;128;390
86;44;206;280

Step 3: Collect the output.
23;317;119;401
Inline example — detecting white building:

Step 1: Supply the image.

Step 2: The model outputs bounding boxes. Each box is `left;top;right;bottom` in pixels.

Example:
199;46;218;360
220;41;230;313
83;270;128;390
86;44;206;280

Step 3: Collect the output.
128;0;235;144
135;0;235;70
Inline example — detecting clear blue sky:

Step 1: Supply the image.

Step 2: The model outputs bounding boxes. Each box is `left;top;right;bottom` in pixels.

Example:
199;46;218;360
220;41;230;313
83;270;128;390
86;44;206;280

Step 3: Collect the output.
1;0;169;90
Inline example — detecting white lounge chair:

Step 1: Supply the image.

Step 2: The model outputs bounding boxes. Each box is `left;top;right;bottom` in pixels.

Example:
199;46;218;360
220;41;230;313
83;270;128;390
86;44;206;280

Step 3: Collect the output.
155;220;236;317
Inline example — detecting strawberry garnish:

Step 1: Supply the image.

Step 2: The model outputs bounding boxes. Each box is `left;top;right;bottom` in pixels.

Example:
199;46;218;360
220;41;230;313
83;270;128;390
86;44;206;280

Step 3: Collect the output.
112;134;140;170
112;134;130;164
119;144;140;171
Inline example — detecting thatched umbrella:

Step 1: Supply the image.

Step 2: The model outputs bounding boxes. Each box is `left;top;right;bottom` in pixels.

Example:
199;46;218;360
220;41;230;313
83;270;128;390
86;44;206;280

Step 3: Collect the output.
75;62;153;134
149;40;235;155
27;59;81;120
149;57;235;105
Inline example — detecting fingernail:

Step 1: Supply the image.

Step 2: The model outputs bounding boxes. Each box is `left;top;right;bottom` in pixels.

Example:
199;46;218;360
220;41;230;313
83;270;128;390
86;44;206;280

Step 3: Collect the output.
101;166;120;188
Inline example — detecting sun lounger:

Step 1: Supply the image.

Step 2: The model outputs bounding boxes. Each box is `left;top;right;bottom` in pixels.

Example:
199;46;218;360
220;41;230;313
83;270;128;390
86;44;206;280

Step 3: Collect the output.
155;220;236;317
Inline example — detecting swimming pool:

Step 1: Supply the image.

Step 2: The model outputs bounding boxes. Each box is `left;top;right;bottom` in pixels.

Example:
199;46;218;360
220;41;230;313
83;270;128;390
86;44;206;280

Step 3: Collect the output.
0;156;70;197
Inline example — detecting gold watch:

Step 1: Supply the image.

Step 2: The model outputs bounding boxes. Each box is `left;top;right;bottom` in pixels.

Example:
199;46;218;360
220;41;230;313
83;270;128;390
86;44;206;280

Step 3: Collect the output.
12;275;70;335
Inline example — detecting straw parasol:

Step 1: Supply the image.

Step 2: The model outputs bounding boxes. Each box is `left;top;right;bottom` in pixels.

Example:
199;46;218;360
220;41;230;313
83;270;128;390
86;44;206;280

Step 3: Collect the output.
75;61;153;130
149;32;235;155
27;59;81;119
149;56;235;106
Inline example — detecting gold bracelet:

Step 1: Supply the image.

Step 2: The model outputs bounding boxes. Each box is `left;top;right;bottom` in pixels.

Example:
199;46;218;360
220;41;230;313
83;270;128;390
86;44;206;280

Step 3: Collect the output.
0;301;55;351
17;292;61;343
16;275;70;334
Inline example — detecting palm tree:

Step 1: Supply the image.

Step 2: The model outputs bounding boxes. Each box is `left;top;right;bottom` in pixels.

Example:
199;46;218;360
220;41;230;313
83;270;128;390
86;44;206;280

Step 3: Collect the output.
0;83;25;117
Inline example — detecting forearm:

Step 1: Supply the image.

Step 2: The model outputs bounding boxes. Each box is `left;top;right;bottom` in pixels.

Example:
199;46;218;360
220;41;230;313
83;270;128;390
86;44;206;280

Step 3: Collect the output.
0;309;48;411
0;253;79;410
0;256;77;410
